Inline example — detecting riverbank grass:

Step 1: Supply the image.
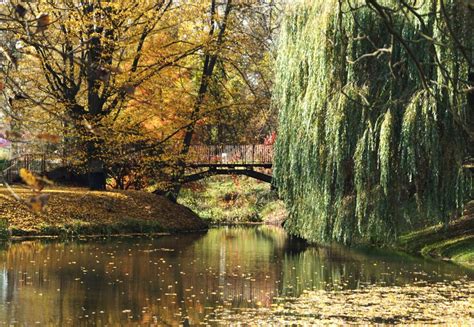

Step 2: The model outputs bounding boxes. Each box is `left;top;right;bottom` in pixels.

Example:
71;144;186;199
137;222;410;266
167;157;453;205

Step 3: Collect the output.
0;186;207;237
178;176;287;224
399;201;474;267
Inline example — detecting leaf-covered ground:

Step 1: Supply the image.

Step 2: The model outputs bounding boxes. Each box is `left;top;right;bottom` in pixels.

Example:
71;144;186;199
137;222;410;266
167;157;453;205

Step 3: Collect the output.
205;280;474;325
0;186;207;236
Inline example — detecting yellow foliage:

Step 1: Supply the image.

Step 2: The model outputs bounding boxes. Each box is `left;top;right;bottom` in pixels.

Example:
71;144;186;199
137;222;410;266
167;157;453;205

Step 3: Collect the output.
19;168;53;192
19;168;38;189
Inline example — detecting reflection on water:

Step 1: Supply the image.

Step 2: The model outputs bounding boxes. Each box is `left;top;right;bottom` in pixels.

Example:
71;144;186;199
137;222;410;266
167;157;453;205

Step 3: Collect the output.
0;226;471;325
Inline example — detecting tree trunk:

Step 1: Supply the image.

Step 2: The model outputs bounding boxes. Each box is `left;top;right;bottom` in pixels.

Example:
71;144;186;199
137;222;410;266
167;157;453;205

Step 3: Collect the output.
87;141;106;190
468;68;474;157
85;2;107;191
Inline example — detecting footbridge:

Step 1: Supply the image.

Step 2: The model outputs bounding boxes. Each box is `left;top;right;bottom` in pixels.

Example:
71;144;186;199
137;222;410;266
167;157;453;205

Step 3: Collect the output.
183;144;273;184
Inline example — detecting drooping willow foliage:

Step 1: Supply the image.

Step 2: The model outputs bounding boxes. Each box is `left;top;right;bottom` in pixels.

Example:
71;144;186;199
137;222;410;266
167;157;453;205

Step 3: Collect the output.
273;0;473;245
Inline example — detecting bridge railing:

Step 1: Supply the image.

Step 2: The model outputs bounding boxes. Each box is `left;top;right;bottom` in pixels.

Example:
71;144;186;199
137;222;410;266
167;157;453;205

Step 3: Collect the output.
187;144;273;166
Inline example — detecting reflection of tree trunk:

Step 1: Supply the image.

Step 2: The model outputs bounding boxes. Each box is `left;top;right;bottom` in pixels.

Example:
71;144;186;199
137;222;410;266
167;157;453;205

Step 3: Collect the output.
171;252;190;326
58;273;65;326
168;0;233;202
5;269;15;321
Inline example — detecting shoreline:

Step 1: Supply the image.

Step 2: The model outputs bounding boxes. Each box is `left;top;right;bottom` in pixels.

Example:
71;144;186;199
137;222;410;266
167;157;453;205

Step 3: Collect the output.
3;221;471;270
0;186;208;239
5;229;210;243
397;201;474;268
1;186;471;268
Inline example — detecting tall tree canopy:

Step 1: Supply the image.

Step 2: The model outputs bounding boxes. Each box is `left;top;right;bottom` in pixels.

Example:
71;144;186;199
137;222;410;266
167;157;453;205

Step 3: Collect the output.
0;0;278;192
274;0;473;245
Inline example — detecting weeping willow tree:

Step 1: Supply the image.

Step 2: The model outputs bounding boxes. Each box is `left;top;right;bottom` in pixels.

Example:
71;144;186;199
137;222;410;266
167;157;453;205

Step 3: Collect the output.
274;0;473;245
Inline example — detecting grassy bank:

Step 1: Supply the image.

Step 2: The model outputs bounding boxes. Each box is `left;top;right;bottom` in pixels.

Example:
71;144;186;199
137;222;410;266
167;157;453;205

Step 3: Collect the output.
0;186;207;238
398;201;474;268
178;176;287;224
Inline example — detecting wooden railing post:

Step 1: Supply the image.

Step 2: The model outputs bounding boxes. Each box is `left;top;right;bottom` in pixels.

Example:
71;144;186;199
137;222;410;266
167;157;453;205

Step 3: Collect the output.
42;154;46;174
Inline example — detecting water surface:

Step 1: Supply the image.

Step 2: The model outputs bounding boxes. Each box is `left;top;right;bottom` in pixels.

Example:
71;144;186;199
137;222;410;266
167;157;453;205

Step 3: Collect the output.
0;226;472;325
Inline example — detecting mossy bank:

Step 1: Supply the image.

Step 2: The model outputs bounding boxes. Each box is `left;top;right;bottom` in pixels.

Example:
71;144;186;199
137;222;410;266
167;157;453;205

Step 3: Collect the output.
178;176;287;225
398;201;474;268
0;186;208;238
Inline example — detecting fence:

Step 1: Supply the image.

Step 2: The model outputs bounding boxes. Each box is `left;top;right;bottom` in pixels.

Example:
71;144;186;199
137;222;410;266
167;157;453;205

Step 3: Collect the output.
1;153;62;183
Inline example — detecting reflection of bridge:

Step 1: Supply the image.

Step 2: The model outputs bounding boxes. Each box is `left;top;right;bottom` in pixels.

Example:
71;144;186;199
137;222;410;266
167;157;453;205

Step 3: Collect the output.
184;145;274;184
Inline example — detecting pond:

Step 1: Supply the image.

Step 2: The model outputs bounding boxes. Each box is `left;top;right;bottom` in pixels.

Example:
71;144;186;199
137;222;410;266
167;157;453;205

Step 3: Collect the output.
0;226;472;325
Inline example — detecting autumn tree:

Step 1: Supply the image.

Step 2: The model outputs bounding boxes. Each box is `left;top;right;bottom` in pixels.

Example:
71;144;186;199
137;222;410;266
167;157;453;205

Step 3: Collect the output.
156;0;281;200
0;0;201;190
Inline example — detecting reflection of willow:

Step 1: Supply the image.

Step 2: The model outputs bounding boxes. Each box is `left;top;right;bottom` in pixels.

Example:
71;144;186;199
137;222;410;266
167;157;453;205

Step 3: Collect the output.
279;245;474;296
4;229;471;325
